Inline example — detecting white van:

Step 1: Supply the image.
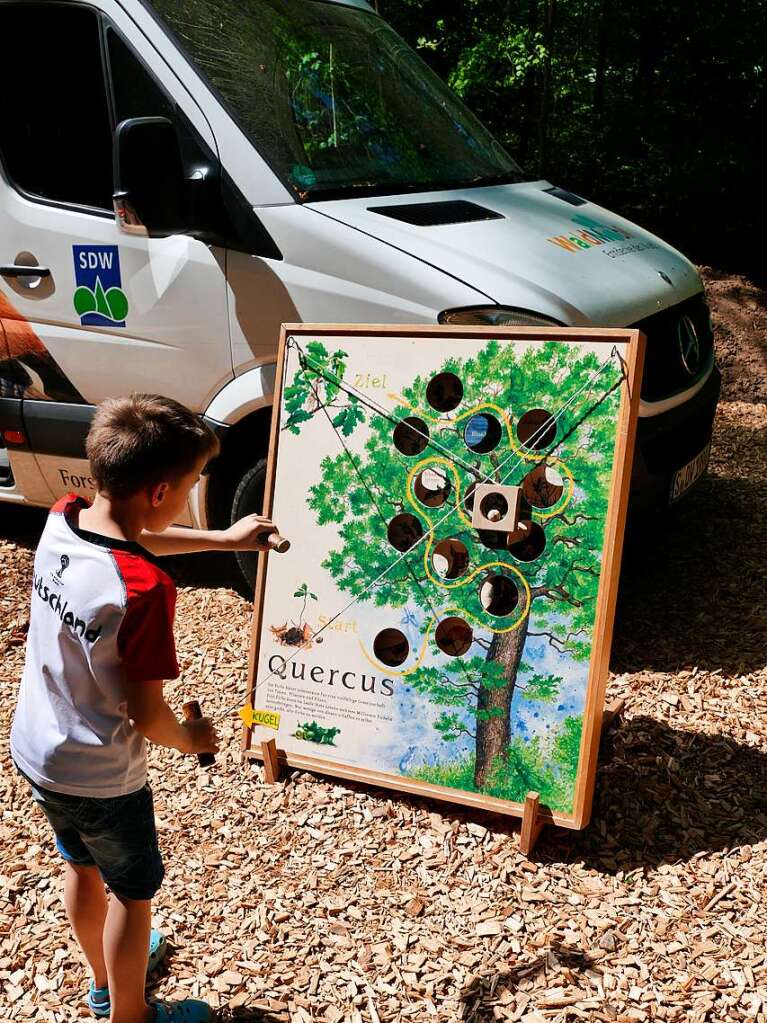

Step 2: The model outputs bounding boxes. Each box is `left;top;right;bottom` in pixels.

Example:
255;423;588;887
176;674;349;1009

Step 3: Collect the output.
0;0;720;586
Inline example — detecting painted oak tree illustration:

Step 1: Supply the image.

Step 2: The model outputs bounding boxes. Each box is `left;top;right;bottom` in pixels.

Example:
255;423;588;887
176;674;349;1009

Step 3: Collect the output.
284;339;622;809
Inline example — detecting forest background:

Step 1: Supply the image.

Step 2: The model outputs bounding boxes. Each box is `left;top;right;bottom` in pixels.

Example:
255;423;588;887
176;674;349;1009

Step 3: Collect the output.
380;0;765;279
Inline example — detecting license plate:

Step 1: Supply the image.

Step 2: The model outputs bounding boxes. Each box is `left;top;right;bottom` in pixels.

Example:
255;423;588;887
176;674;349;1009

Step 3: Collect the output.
670;441;711;502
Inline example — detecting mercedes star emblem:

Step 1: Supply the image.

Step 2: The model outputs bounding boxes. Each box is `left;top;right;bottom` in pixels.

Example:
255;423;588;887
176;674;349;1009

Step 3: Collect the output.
677;314;701;375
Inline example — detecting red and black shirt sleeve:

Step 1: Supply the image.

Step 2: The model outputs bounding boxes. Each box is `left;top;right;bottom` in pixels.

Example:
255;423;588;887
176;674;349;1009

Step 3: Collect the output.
113;551;179;684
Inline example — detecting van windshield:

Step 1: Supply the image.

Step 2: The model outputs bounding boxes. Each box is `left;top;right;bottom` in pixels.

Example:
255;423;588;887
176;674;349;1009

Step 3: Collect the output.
146;0;523;200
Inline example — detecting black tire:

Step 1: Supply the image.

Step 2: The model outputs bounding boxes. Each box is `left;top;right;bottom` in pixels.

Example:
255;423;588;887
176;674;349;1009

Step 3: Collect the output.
230;457;267;591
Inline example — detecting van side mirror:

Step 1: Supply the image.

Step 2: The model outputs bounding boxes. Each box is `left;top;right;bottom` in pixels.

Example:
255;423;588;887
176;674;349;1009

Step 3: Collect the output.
113;117;189;237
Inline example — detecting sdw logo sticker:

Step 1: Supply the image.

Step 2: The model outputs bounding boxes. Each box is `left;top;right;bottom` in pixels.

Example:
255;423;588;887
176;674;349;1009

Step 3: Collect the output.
72;245;129;328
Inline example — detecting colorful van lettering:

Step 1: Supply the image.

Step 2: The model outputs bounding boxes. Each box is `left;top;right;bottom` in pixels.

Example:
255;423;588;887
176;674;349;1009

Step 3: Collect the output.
548;214;633;252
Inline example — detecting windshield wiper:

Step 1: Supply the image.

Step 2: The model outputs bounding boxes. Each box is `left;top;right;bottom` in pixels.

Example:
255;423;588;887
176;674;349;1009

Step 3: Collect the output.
302;171;525;202
457;171;525;188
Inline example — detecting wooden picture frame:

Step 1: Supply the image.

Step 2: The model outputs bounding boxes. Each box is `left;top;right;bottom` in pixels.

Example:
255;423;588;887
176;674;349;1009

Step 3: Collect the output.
243;324;645;836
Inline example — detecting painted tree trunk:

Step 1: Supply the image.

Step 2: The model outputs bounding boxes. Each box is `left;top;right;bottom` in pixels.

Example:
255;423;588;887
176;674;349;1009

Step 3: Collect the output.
473;615;530;789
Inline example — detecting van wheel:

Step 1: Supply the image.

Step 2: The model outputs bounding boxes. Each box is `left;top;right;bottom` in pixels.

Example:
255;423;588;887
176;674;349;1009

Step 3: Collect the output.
231;458;267;591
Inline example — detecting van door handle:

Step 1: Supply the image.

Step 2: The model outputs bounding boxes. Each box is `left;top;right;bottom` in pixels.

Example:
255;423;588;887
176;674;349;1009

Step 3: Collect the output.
0;264;51;278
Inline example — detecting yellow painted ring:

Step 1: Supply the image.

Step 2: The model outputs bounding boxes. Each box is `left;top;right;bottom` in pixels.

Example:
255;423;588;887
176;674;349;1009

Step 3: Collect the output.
358;562;531;676
530;459;575;520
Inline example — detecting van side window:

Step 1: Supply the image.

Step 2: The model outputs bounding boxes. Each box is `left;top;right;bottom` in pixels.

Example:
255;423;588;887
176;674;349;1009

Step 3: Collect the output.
106;26;283;259
106;29;209;174
0;4;114;211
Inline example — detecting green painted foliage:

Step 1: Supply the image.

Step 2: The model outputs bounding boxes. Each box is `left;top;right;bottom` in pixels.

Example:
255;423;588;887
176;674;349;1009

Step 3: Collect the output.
411;715;584;812
283;338;620;810
520;673;563;702
411;738;561;806
291;339;619;633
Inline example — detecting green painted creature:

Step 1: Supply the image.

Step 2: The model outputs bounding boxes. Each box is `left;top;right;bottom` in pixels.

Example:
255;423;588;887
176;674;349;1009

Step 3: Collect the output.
295;721;341;745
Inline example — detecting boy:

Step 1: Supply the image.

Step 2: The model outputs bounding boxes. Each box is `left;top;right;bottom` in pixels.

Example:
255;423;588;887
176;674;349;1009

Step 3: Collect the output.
10;394;279;1023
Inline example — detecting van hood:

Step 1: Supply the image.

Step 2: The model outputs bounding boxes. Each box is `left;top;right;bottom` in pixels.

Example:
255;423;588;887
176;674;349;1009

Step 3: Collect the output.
307;179;702;325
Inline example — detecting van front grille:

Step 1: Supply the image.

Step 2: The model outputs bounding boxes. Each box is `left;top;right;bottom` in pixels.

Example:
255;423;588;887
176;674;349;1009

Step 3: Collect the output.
633;292;715;403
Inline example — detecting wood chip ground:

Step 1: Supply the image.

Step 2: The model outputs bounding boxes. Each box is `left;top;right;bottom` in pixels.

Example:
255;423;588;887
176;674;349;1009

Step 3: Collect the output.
1;271;766;1021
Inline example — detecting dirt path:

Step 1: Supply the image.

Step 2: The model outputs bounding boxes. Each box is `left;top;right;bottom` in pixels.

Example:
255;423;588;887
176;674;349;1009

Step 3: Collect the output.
1;273;765;1022
701;266;767;403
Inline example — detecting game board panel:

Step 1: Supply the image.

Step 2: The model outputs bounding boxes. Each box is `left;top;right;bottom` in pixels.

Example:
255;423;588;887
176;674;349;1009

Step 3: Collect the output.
244;324;644;830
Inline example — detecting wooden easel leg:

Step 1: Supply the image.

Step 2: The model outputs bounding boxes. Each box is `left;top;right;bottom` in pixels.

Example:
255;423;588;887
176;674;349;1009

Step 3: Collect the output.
602;697;626;731
261;738;280;783
520;790;545;857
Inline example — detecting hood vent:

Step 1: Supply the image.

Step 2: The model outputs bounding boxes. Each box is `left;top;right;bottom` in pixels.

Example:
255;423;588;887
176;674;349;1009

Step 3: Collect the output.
543;186;587;206
367;199;504;227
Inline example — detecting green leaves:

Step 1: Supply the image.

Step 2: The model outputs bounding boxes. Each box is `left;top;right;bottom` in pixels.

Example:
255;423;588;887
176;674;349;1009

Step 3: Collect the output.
331;396;365;436
448;28;542;98
434;711;472;742
293;583;317;601
549;715;583;808
553;715;582;769
283;343;365;436
520;673;563;702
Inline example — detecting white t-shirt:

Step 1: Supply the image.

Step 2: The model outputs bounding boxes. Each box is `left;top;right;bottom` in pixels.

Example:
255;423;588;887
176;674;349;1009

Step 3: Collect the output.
11;494;179;797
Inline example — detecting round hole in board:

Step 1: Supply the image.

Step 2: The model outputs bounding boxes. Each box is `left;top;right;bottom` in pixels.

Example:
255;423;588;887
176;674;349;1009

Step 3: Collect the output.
414;466;451;507
387;513;424;552
478;573;520;617
517;408;557;450
426;371;463;412
435;616;473;657
476;527;510;551
431;538;469;579
508;520;546;562
479;490;508;523
373;628;409;667
393;416;430;456
464;412;502;453
522;463;565;509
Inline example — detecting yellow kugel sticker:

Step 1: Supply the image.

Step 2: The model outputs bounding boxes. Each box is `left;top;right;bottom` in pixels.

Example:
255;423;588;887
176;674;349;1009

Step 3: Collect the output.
239;706;280;730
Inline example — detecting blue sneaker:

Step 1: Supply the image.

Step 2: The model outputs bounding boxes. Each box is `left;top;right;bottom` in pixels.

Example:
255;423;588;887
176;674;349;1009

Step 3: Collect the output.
146;929;169;974
86;928;168;1017
151;999;212;1022
87;981;110;1019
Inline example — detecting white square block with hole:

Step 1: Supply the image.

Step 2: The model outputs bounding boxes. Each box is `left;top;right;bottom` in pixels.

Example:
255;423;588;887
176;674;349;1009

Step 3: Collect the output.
470;483;522;532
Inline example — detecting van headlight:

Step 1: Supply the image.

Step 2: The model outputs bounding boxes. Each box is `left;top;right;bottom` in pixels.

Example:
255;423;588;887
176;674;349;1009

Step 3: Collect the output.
438;306;564;327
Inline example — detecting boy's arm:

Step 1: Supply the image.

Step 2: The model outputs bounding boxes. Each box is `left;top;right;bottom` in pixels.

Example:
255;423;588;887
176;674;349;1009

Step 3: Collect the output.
126;679;219;755
140;514;277;557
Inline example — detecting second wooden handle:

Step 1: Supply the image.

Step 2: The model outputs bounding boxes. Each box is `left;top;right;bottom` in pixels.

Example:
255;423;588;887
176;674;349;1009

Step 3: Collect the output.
182;699;216;768
262;531;290;554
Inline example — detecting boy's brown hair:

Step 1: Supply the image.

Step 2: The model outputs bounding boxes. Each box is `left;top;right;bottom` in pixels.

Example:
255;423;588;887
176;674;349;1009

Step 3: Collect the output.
86;394;219;499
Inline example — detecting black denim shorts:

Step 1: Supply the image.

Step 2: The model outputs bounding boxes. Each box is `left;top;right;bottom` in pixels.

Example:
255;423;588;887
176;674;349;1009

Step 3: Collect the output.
15;762;165;901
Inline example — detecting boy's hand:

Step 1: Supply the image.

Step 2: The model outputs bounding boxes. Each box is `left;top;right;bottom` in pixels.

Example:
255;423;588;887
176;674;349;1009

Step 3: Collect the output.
179;716;220;756
223;514;278;551
128;682;220;755
140;517;284;556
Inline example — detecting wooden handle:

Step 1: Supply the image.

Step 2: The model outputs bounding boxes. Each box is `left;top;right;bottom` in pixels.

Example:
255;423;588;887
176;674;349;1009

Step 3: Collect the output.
261;531;290;554
182;700;215;768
